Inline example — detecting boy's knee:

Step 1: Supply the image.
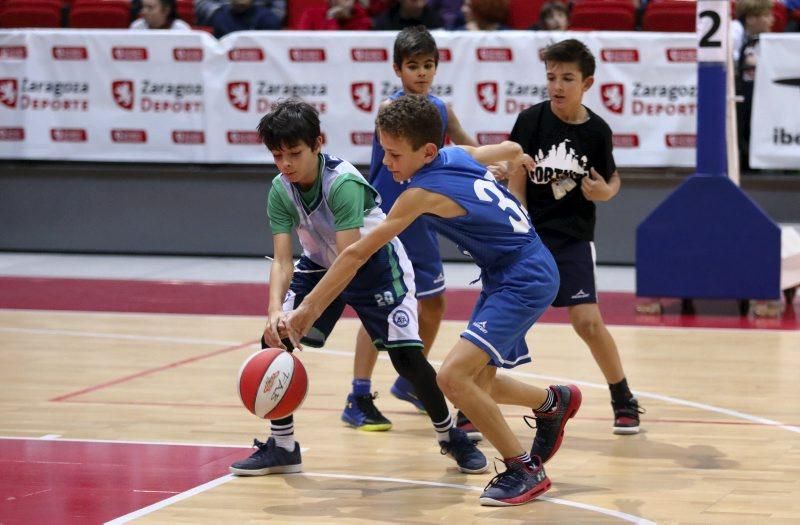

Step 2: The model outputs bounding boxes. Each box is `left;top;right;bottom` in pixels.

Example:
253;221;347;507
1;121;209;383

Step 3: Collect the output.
436;364;463;401
573;316;602;340
420;294;447;317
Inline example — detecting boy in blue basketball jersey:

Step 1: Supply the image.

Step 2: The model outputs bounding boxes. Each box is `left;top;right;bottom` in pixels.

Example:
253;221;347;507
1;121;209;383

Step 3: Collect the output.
229;99;486;478
344;25;481;437
283;95;583;507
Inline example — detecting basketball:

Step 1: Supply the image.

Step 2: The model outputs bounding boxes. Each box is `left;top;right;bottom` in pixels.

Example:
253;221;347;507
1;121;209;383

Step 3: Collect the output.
237;348;309;419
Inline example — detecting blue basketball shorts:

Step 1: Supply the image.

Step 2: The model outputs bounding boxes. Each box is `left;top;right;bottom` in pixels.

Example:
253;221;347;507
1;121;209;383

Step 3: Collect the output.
398;217;445;299
538;230;597;307
460;240;559;369
282;256;423;351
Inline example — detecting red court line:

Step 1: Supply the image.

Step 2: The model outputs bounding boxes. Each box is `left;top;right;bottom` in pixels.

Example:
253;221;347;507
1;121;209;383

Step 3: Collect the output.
0;276;797;330
50;339;259;402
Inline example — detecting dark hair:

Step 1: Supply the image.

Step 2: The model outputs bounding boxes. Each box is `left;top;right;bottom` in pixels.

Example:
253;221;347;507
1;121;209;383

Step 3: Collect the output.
539;2;568;25
257;98;321;151
158;0;179;23
376;95;443;150
470;0;510;26
393;25;439;69
542;38;595;79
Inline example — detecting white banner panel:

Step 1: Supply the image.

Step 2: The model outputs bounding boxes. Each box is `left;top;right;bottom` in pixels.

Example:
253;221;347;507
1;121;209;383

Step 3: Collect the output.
2;28;777;168
749;34;800;169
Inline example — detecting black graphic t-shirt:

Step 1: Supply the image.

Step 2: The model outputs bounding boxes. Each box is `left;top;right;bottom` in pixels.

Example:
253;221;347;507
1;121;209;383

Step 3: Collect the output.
509;101;616;241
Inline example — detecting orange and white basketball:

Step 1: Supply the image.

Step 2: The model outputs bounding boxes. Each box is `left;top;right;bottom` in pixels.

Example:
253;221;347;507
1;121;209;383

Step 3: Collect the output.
237;348;308;419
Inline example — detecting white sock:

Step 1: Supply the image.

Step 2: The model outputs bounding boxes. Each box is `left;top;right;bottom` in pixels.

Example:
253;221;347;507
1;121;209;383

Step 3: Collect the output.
270;421;295;452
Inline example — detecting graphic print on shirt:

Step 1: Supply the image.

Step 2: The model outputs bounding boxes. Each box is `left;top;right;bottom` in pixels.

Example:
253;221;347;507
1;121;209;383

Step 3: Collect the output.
529;139;589;200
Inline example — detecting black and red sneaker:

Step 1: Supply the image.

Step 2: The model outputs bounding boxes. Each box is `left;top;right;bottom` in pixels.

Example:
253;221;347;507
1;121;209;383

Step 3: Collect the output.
526;384;582;464
479;458;551;507
612;396;644;435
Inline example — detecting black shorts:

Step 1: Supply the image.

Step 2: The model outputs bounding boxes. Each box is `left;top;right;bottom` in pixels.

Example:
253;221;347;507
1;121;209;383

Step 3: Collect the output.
537;230;597;307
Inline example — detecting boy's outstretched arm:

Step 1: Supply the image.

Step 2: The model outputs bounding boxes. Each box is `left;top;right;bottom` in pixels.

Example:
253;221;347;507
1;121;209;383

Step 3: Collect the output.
263;233;295;349
459;140;533;169
281;190;427;348
445;105;477;147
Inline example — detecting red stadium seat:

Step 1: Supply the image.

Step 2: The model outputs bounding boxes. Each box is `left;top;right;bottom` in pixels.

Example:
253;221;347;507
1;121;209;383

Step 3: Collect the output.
0;5;61;27
176;0;194;25
771;1;787;32
69;3;130;28
642;1;696;31
570;2;636;30
5;0;62;9
286;0;326;29
506;0;549;29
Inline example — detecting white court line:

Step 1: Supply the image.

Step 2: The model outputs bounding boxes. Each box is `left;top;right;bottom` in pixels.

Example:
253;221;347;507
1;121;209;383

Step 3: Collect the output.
2;325;798;435
0;435;250;448
104;474;237;524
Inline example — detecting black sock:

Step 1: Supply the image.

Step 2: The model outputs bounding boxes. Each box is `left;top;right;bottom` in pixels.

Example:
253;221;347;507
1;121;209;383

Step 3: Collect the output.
609;377;632;404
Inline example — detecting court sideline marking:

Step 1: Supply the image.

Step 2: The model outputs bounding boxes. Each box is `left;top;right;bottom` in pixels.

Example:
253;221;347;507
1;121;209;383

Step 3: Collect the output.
1;325;798;434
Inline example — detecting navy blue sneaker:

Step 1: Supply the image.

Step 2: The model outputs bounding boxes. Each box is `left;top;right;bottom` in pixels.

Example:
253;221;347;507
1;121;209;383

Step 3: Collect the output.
526;384;582;464
456;410;483;442
341;393;392;431
439;427;488;474
479;458;551;506
229;437;302;476
390;377;427;413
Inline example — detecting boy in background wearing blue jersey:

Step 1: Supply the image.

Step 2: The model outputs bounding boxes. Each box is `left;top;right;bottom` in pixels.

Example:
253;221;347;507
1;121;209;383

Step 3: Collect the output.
283;95;583;507
506;39;643;435
229;99;486;478
343;25;482;438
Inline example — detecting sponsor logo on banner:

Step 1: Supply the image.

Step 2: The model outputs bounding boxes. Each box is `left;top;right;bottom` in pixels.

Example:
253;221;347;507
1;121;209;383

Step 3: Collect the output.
350;132;373;145
112;80;135;110
13;78;90;111
379;81;452;98
613;134;639;148
226;131;261;144
111;129;147;143
632;82;696;116
666;48;697;62
477;132;509;145
477;48;512;62
439;48;452;62
601;83;625;114
665;134;696;147
52;47;88;60
600;49;639;62
113;80;203;112
0;46;27;59
0;78;18;108
504;81;548;113
477;82;498;112
172;130;205;144
289;48;326;62
112;47;148;61
51;128;87;142
173;47;203;62
228;48;264;61
227;81;250;111
0;127;24;141
773;128;800;145
351;82;374;112
350;48;388;62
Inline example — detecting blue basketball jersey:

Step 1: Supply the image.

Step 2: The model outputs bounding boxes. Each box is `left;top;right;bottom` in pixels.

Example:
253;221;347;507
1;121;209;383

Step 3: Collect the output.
408;147;541;269
369;91;449;208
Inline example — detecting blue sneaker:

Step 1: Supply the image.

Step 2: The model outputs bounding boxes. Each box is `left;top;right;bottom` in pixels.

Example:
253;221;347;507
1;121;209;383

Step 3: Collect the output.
439;427;488;474
341;393;392;431
479;458;551;506
390;377;427;413
229;438;302;476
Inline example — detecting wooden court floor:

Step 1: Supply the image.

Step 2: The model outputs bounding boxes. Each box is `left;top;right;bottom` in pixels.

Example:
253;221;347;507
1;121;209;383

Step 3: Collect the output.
1;309;799;524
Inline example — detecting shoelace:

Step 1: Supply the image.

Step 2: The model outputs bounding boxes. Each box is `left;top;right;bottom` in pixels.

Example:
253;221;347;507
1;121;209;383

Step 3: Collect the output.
483;459;526;491
613;400;646;418
355;392;384;419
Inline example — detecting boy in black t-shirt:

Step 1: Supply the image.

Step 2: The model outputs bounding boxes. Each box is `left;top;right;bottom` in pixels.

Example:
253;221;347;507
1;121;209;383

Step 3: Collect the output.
505;39;643;435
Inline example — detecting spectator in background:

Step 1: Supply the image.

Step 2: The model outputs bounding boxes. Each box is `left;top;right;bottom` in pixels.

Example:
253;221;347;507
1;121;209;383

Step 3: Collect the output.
531;1;569;30
372;0;443;30
455;0;508;30
429;0;465;29
298;0;373;29
734;0;774;170
195;0;285;26
212;0;281;37
130;0;192;29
